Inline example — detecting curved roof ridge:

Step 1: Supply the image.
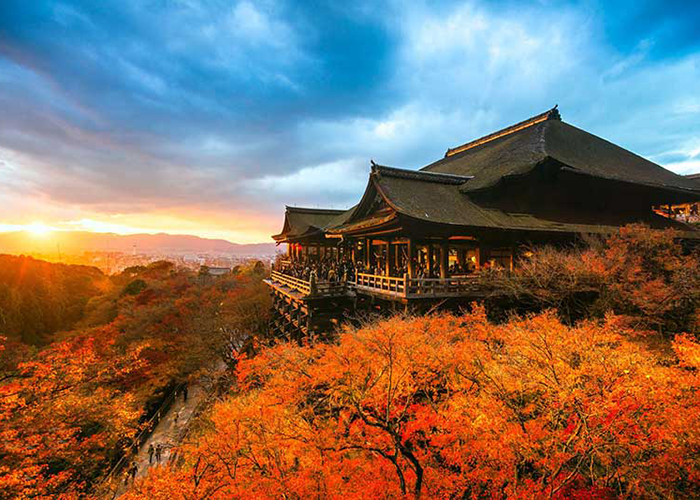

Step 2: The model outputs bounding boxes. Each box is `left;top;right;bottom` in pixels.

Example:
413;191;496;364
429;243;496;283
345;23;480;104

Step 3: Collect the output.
372;164;472;185
284;206;346;215
444;105;560;158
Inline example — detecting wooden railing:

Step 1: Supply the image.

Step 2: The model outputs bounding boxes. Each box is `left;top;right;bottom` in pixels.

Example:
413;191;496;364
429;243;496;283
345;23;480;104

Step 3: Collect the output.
353;273;484;298
272;270;486;299
270;270;347;297
271;270;311;295
406;276;481;297
354;273;407;296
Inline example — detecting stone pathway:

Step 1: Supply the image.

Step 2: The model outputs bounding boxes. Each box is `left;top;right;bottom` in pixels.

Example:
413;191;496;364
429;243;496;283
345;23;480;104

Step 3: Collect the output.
109;382;207;498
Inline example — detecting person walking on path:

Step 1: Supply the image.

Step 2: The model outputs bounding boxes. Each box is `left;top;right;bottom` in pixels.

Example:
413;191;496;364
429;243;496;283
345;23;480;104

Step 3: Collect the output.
182;384;188;402
155;443;162;463
174;410;179;425
148;443;154;464
124;461;137;485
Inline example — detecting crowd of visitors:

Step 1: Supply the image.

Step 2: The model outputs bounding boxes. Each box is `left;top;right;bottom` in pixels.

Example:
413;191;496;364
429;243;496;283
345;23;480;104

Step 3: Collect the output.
280;257;357;282
277;252;493;282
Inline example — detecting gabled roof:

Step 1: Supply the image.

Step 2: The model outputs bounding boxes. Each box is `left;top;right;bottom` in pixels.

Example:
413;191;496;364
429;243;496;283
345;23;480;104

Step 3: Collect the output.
271;108;700;242
273;206;347;242
423;107;700;195
360;165;699;237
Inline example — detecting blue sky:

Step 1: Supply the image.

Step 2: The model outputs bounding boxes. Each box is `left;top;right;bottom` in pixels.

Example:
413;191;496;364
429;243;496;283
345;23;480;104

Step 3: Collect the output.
1;0;699;242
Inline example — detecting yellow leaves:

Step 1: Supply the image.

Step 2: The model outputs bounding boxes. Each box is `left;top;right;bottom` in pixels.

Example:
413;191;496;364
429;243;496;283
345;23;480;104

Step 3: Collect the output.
673;334;700;370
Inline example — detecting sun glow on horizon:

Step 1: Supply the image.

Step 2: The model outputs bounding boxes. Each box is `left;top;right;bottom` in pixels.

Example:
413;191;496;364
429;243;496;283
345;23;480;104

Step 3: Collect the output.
26;221;53;237
0;215;277;245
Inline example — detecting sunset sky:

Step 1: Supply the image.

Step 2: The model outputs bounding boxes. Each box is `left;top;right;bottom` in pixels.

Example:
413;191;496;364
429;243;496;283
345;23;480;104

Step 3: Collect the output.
1;0;700;243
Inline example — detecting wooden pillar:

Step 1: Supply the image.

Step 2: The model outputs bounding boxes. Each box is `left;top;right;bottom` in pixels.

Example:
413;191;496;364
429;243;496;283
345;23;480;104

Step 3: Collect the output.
440;241;448;279
351;244;356;264
395;242;401;270
386;240;393;277
427;244;434;277
407;239;415;278
365;238;372;268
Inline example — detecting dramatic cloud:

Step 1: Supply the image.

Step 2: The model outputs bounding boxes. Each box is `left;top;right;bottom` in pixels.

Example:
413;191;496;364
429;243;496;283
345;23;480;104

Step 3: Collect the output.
0;0;699;242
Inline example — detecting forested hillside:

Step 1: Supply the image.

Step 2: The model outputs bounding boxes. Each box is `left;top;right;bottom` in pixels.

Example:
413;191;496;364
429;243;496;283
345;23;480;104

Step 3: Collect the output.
0;259;271;499
0;254;111;345
3;227;700;499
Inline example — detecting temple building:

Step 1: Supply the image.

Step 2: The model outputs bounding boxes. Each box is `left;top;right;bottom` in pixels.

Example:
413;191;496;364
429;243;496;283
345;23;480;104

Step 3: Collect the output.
656;173;700;225
265;107;700;337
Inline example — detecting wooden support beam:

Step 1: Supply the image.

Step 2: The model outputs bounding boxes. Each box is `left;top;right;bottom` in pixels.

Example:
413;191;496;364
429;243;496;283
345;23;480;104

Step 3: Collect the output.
386;240;393;277
428;244;434;277
440;240;448;279
365;238;371;268
394;241;401;271
407;239;415;278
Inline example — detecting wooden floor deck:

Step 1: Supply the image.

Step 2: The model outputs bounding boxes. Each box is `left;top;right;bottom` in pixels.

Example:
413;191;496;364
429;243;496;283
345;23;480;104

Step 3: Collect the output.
267;270;489;302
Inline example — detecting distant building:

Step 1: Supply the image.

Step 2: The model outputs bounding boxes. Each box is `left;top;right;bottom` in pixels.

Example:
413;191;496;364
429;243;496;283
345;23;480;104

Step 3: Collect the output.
200;266;230;277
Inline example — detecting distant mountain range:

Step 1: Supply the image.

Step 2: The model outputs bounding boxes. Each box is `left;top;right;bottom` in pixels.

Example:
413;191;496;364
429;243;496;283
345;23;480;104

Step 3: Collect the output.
0;231;280;256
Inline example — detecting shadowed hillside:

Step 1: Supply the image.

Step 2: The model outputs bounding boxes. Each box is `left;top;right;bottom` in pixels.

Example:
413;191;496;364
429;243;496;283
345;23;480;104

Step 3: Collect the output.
0;254;111;344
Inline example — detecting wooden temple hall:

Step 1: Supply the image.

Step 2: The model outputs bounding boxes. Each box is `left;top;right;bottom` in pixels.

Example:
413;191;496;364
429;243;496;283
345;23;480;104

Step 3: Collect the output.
264;106;700;337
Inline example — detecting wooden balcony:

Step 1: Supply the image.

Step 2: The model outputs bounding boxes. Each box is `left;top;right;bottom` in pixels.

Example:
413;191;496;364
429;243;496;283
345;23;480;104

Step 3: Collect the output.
352;272;485;299
267;270;491;301
267;270;348;299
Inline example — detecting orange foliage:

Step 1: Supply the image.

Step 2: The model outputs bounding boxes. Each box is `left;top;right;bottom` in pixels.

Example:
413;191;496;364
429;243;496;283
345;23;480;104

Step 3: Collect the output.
596;225;700;333
125;309;700;499
0;328;145;499
505;225;700;333
0;260;272;498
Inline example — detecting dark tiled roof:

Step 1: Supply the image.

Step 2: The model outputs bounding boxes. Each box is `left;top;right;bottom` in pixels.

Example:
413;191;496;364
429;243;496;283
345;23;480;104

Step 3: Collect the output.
375;164;473;184
372;166;700;237
423;112;700;195
444;106;560;157
272;109;700;241
273;206;347;241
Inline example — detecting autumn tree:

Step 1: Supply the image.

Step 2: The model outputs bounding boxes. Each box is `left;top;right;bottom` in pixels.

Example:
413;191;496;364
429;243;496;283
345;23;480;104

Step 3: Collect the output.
0;257;273;497
0;255;111;344
495;225;700;333
125;309;700;499
0;328;146;498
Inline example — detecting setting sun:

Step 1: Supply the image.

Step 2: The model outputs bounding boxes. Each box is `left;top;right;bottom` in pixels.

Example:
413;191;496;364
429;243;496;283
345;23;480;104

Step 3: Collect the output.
26;221;52;237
